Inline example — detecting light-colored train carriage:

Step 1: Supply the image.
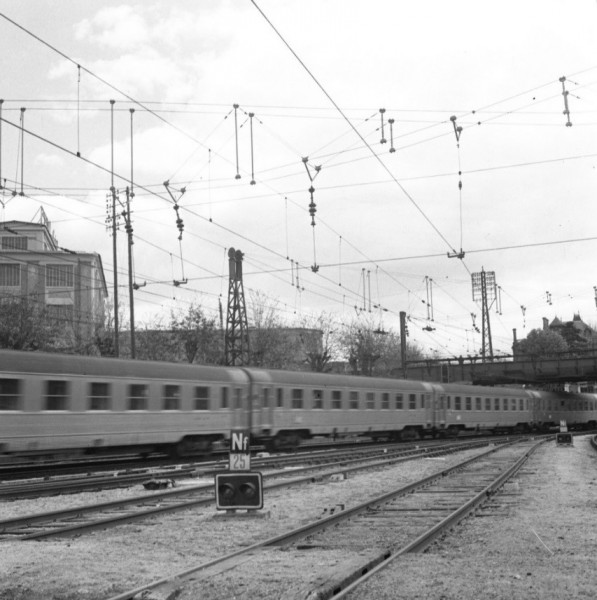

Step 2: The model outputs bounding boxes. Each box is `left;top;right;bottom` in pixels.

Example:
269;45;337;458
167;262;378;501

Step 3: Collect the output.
529;390;597;431
0;350;245;458
440;383;535;434
243;368;442;446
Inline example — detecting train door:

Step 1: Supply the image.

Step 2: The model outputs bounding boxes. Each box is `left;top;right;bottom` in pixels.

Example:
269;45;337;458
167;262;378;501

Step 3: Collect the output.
424;383;445;432
229;387;247;430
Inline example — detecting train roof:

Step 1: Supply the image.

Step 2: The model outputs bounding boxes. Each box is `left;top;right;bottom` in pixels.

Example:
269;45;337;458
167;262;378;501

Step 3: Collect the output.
0;349;247;384
242;367;435;390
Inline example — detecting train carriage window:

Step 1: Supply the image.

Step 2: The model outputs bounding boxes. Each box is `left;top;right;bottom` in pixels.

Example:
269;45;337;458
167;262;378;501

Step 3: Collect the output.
465;397;472;411
277;388;284;408
366;392;375;410
349;391;359;409
0;378;21;410
494;398;500;411
313;389;323;409
381;392;389;410
45;380;69;411
331;390;342;409
127;384;147;410
409;394;417;410
511;398;517;411
263;388;270;408
395;393;403;410
475;397;482;411
194;386;210;411
502;398;509;411
235;388;242;409
292;389;304;409
519;398;524;411
88;382;111;410
446;396;451;410
454;396;461;411
163;385;181;410
485;398;491;411
221;387;229;409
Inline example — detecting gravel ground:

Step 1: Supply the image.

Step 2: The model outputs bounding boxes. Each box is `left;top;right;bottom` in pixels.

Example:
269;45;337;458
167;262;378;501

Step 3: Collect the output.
0;437;595;599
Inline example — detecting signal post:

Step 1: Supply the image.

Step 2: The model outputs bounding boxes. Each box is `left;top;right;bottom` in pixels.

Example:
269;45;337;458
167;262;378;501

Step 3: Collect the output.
214;428;263;511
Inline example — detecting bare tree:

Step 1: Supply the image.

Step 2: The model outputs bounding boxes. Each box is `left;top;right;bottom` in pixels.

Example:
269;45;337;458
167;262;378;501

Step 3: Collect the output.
248;291;298;369
338;316;423;377
295;311;338;372
170;303;222;364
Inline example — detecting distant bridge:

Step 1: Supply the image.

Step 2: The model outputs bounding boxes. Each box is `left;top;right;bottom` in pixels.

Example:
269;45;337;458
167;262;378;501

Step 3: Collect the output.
405;353;597;386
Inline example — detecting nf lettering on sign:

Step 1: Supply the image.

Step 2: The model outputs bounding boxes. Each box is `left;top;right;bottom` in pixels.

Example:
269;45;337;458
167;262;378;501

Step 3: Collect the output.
230;429;250;453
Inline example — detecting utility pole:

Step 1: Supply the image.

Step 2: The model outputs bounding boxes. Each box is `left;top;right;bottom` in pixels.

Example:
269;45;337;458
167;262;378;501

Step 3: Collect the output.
400;311;408;379
225;248;250;366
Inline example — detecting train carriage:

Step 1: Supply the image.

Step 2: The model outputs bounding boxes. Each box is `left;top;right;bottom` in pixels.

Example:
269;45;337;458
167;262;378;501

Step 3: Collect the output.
0;350;246;457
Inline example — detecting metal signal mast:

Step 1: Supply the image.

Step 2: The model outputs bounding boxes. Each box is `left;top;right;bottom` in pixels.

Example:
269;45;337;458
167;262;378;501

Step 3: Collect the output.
225;248;250;366
471;268;497;362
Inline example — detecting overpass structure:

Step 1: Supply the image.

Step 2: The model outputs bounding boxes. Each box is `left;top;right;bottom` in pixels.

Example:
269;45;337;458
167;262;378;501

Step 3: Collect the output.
405;353;597;387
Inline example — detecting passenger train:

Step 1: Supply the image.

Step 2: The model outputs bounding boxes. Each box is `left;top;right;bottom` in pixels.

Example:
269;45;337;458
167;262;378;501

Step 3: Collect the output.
1;349;596;459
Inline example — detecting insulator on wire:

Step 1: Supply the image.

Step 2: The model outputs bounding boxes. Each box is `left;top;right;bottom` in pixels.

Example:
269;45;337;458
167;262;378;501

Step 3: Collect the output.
559;76;573;127
379;108;386;144
233;103;241;179
388;118;395;153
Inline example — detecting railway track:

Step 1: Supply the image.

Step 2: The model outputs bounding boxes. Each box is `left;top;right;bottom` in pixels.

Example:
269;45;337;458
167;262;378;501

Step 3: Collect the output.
0;438;475;499
101;437;545;600
0;439;495;540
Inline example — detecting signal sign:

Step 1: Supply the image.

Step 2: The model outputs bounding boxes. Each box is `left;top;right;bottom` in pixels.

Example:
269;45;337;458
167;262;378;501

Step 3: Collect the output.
230;429;250;453
229;428;251;471
215;472;263;510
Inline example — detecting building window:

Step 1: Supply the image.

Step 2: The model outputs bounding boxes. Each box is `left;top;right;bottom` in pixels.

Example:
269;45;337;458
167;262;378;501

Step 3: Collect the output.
46;264;74;287
291;388;304;409
128;384;147;410
163;385;181;410
0;378;20;410
45;380;69;410
47;304;74;325
194;386;209;410
0;264;20;287
88;382;110;410
1;236;27;250
331;390;342;409
313;389;323;409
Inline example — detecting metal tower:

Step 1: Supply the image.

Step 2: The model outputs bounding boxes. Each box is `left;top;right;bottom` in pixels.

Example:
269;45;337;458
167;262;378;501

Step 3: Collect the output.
471;268;497;362
225;247;250;365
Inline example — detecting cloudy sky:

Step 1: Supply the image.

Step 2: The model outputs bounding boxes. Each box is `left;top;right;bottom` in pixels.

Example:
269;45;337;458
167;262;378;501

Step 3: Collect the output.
2;0;597;358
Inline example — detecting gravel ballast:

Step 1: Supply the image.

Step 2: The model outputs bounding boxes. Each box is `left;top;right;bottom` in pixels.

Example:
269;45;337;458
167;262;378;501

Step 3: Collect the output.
0;437;595;599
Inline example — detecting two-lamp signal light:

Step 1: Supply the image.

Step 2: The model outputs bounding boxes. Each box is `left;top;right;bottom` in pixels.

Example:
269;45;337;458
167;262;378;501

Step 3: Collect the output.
215;472;263;510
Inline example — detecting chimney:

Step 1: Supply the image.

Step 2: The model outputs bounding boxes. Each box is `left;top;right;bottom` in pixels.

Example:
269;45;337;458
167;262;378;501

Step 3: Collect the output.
542;317;548;330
